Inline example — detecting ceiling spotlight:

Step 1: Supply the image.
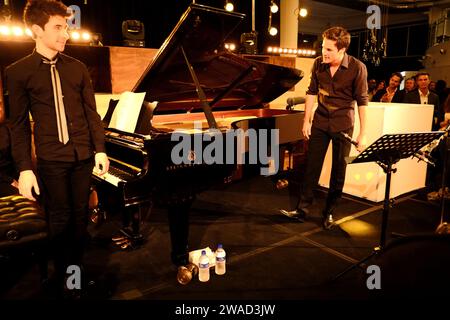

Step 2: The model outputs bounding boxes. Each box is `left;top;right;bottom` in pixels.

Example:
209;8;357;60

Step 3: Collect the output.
225;1;234;12
299;8;308;17
270;2;279;13
269;26;278;36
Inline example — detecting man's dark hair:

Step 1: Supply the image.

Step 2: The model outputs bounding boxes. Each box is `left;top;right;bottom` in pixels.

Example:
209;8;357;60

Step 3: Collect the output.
322;26;351;50
415;72;430;79
390;72;404;82
23;0;69;29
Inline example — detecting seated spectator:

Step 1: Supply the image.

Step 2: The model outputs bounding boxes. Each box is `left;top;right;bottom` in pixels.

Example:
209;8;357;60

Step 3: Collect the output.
404;72;440;130
368;78;377;101
404;77;416;93
372;72;405;103
369;80;385;101
429;80;437;92
439;94;450;130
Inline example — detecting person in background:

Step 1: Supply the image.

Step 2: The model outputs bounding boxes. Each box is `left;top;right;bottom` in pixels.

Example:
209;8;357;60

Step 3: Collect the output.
372;72;405;103
404;72;440;130
280;26;367;230
5;0;109;297
429;80;437;93
439;94;450;130
404;77;416;94
368;78;377;101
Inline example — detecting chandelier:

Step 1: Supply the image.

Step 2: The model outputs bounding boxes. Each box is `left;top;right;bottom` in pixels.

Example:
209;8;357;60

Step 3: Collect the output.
362;1;389;66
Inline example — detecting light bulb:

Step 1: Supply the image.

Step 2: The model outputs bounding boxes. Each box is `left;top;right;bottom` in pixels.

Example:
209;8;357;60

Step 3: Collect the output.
299;8;308;17
269;27;278;36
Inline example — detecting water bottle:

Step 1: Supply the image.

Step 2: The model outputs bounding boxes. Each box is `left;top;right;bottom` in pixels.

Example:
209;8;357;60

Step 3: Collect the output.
215;244;226;275
198;250;210;282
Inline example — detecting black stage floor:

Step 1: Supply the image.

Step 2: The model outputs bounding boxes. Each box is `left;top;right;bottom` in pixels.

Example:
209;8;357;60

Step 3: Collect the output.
1;174;450;301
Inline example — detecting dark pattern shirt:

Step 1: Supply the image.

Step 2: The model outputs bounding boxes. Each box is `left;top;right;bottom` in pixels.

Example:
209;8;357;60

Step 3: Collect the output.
6;50;105;172
306;53;368;132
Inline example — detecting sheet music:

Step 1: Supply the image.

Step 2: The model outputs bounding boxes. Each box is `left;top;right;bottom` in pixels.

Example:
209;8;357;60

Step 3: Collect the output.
109;91;146;132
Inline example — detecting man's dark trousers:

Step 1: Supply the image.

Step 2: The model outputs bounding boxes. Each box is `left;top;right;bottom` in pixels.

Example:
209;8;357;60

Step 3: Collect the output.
297;125;353;213
37;157;94;281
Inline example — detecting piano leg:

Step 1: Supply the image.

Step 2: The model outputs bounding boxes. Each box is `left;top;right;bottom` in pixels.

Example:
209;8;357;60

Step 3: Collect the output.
167;200;192;266
112;205;145;249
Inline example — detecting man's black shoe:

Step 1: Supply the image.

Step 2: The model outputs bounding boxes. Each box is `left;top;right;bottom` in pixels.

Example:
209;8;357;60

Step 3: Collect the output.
279;209;306;222
322;214;336;230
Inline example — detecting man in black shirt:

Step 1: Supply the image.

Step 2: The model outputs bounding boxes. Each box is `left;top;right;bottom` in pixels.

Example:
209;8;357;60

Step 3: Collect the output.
281;27;368;229
6;0;109;294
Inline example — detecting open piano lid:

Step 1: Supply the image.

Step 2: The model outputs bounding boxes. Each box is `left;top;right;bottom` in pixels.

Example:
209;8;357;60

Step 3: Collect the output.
133;4;303;113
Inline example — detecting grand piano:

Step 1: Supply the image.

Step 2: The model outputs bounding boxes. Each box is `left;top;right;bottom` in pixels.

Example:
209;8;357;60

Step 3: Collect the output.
92;4;305;266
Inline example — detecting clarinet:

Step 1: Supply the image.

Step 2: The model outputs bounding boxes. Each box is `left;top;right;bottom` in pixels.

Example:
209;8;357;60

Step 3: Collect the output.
421;123;450;154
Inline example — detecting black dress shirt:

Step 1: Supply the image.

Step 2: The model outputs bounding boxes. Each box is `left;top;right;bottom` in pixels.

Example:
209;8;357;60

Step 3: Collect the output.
5;50;105;172
306;53;368;132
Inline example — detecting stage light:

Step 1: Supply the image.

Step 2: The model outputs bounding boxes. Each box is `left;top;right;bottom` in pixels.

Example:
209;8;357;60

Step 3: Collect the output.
225;1;234;12
299;8;308;17
11;26;23;36
266;46;317;57
240;31;258;54
270;1;279;13
122;20;145;47
71;31;80;40
269;26;278;36
0;25;10;36
82;32;91;41
224;42;236;51
25;28;32;37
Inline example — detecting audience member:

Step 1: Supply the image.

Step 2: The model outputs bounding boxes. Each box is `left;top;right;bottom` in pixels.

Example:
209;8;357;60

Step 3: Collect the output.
372;72;405;103
404;72;440;130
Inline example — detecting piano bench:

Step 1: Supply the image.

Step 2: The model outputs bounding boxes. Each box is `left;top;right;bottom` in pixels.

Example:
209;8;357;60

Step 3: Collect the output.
0;195;48;253
0;195;49;281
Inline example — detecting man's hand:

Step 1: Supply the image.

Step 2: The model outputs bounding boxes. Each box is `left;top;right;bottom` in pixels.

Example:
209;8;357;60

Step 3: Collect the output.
355;133;367;152
11;180;19;189
302;121;312;140
95;152;109;176
18;170;40;201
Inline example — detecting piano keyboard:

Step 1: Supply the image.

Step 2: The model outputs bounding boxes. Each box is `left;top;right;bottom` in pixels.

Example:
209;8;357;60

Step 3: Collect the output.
92;166;135;187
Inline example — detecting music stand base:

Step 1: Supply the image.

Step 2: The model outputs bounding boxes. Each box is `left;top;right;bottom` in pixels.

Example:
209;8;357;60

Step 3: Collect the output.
436;222;450;235
332;246;382;281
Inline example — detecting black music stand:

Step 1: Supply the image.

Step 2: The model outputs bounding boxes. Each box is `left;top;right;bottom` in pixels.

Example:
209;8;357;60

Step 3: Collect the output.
333;131;444;280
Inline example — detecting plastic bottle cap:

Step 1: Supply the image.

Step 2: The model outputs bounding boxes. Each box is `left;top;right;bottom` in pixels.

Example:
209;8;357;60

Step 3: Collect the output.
201;250;206;255
217;244;223;249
